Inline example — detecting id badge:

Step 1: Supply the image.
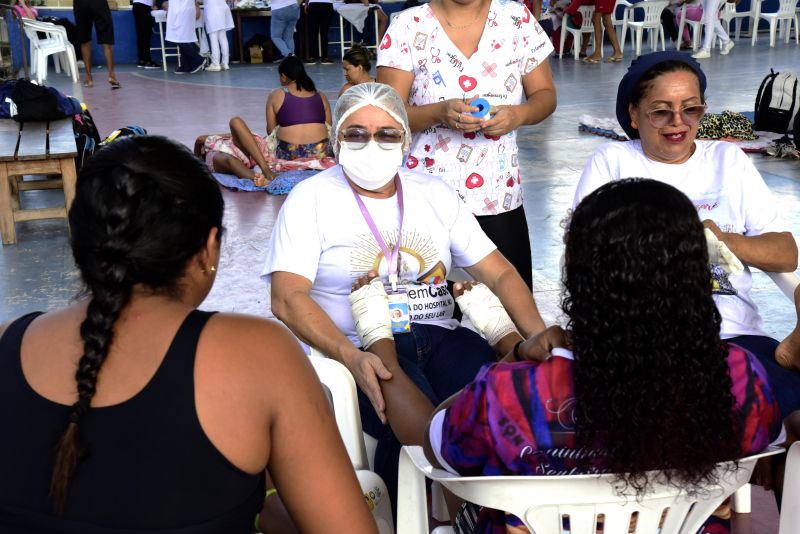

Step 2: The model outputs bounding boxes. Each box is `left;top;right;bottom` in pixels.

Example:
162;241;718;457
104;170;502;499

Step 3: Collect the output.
387;290;411;334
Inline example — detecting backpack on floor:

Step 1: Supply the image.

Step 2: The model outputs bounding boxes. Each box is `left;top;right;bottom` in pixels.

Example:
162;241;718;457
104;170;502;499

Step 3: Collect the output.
754;69;800;134
100;125;147;146
72;105;101;172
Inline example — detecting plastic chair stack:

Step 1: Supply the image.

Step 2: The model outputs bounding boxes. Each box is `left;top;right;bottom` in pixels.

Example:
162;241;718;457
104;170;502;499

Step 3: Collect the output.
21;19;78;85
620;0;669;57
559;5;599;59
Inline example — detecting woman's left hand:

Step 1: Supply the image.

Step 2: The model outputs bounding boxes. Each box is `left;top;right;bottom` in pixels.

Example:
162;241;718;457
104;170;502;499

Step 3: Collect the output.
480;106;522;137
517;325;570;362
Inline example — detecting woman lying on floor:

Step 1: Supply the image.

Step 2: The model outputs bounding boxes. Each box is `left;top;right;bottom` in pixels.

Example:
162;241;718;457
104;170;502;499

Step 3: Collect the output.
348;178;787;534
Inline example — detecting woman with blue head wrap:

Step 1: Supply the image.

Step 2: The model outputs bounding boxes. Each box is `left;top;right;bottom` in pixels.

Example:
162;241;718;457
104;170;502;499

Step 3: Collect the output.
574;50;800;422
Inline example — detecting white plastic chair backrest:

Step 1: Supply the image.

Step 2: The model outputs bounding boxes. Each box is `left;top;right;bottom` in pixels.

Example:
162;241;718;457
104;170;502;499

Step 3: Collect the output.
397;445;784;534
22;19;68;44
358;469;395;534
308;351;370;470
577;5;596;31
766;271;800;301
775;0;797;15
779;441;800;534
633;0;669;25
612;0;633;24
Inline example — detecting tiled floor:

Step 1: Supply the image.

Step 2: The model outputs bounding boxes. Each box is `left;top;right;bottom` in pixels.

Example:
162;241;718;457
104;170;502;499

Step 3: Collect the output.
1;36;798;533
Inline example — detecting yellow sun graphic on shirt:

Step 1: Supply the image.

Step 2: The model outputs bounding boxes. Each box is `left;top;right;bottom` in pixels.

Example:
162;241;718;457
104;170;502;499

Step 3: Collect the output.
350;229;446;284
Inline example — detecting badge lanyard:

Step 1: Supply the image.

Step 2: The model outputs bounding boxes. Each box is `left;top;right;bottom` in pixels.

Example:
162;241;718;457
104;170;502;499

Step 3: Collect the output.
349;176;405;292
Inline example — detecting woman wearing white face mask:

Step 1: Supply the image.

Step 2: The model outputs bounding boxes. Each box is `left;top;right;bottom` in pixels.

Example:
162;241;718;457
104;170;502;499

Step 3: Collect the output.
262;82;546;506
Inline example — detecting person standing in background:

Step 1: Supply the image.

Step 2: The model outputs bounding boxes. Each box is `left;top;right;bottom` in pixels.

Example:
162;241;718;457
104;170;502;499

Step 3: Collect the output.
166;0;207;74
377;0;557;290
270;0;301;60
73;0;120;88
204;0;234;71
690;0;733;59
303;0;334;64
132;0;161;69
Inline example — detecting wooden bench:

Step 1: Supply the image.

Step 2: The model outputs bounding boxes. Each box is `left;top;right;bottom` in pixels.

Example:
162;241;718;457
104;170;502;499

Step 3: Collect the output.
0;118;78;245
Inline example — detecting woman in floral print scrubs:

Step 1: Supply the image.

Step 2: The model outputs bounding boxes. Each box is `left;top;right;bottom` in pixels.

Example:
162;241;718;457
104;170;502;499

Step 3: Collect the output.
377;0;556;290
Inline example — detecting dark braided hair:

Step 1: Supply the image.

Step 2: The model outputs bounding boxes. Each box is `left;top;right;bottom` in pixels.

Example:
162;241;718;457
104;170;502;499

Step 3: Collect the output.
563;178;739;495
51;135;224;512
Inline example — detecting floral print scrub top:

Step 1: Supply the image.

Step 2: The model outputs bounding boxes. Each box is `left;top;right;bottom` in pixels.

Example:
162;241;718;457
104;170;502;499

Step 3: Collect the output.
377;0;554;216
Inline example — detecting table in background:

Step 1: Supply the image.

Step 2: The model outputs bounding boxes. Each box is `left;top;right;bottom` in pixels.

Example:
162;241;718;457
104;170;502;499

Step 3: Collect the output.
232;8;273;62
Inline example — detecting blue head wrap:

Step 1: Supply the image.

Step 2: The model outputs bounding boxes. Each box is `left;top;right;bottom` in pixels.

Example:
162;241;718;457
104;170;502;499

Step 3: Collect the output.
616;51;707;139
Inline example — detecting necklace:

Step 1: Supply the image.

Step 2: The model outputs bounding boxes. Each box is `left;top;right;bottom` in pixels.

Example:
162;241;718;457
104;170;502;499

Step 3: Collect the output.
439;0;485;29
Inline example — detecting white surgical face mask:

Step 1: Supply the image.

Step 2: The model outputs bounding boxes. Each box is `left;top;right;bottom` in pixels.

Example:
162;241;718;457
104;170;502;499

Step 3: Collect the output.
338;141;403;191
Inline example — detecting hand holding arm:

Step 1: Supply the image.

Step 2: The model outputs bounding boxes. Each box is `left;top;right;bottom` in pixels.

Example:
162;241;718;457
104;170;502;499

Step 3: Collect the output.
270;271;393;422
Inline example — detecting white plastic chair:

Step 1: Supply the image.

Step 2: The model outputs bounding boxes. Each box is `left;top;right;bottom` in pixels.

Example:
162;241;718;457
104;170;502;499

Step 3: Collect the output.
751;0;799;46
21;19;78;84
719;0;755;40
559;5;600;59
309;353;370;471
779;441;800;534
620;0;669;57
611;0;634;51
398;445;784;534
724;0;761;40
358;469;395;534
308;353;395;533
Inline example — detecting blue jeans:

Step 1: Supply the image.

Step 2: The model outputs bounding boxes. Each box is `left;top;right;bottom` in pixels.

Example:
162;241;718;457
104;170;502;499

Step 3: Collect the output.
729;335;800;419
270;4;300;57
357;323;495;517
176;42;204;72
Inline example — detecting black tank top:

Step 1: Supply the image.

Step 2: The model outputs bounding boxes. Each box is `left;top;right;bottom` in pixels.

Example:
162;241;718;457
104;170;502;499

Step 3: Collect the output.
0;310;266;533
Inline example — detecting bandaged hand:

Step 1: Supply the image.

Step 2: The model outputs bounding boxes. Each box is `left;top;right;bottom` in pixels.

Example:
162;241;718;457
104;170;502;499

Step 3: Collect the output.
455;283;519;346
348;277;394;349
705;228;744;275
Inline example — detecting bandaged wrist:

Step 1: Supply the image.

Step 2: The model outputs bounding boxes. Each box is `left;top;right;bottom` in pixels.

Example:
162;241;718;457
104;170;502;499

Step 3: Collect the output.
704;228;744;275
348;278;394;349
455;283;519;346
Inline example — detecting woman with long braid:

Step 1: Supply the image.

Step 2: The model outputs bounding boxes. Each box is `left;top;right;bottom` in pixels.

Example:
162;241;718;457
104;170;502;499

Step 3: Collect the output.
0;136;377;533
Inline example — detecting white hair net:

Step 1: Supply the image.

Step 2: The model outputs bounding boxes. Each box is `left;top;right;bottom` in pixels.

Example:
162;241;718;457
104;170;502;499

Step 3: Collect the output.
331;82;412;155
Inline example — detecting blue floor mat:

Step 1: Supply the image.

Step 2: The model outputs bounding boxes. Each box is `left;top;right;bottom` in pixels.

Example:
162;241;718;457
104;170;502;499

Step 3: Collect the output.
212;169;319;194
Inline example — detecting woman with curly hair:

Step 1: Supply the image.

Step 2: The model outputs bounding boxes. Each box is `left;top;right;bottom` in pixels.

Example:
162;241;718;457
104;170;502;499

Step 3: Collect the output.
349;178;783;534
575;51;800;420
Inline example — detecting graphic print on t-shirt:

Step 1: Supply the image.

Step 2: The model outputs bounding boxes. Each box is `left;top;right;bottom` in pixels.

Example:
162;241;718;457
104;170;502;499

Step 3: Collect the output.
349;228;454;321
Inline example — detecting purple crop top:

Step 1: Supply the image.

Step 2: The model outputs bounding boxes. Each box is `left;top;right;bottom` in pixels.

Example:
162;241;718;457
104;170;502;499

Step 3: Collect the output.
276;91;326;127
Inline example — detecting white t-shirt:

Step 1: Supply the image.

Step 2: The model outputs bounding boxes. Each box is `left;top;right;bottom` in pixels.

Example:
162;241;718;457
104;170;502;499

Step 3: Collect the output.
377;0;554;217
262;166;497;346
574;140;789;339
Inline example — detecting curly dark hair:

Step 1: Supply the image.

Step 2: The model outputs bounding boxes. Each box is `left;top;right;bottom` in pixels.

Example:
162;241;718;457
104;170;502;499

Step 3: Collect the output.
50;136;224;512
563;178;739;494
